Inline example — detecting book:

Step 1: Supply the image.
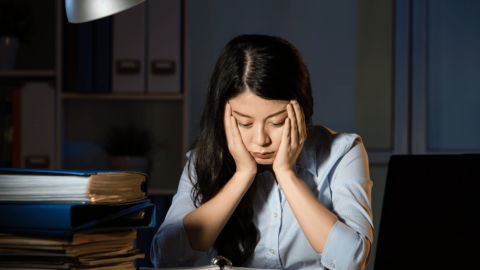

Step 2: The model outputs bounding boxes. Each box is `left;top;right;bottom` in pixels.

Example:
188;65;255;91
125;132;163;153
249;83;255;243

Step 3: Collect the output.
92;16;112;93
147;0;181;94
0;199;156;235
11;87;20;168
14;83;55;169
0;230;142;270
0;94;13;168
64;16;112;93
112;2;145;93
0;230;137;246
0;168;147;204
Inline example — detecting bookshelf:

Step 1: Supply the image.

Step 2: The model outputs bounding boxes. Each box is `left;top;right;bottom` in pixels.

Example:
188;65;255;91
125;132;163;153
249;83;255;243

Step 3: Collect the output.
0;71;56;77
0;0;188;193
0;2;185;267
62;93;184;101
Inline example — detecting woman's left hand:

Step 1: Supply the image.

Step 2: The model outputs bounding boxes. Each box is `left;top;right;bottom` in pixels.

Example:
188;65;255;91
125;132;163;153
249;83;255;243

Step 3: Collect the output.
273;100;307;175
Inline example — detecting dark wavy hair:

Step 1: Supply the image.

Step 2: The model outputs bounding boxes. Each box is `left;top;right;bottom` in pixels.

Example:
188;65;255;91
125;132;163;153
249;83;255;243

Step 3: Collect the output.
188;34;314;266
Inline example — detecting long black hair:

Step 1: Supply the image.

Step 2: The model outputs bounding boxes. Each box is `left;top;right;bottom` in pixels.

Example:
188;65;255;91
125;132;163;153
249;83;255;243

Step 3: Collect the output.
188;34;314;266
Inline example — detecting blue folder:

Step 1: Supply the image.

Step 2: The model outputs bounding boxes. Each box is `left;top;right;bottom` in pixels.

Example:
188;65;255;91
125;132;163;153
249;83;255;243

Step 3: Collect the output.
0;168;143;176
0;168;154;235
0;199;156;235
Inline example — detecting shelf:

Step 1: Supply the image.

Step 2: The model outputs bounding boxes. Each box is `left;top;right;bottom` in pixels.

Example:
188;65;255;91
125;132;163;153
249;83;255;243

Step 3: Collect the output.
62;93;184;101
0;70;56;77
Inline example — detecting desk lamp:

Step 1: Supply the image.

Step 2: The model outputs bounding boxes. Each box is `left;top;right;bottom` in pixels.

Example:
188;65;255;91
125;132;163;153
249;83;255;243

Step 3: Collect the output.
65;0;145;23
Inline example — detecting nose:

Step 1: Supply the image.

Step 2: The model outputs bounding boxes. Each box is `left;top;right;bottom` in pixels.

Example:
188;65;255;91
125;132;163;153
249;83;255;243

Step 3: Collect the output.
254;125;271;147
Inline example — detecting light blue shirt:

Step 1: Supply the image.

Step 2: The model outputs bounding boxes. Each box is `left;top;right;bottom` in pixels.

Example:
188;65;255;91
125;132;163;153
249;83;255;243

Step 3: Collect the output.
151;125;374;270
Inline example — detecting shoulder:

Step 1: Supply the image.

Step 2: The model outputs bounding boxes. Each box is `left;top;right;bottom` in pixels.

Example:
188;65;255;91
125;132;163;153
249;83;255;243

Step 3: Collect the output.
309;125;362;155
307;125;365;176
179;150;197;185
186;149;195;159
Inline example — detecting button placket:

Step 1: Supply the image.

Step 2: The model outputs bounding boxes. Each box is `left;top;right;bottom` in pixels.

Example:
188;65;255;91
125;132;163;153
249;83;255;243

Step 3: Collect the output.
272;179;282;263
265;173;281;265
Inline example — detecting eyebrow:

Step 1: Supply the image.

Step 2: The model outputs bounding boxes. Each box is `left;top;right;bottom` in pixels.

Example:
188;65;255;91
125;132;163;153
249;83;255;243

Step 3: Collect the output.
232;109;287;119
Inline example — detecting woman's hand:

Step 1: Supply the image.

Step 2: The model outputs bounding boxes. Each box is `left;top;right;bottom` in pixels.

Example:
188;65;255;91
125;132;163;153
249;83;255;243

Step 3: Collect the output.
224;103;257;176
273;100;307;175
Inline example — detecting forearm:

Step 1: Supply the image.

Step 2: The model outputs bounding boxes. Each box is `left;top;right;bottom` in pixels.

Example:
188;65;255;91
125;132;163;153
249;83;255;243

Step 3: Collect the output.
276;170;338;254
183;171;255;252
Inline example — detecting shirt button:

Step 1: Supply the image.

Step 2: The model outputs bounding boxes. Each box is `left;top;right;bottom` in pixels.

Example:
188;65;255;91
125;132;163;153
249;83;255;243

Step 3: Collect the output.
330;263;335;269
274;213;278;218
178;256;184;262
270;249;275;254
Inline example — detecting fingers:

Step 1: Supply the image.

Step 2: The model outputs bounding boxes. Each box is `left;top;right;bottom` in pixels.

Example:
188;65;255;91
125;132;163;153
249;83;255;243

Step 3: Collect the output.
282;117;291;147
230;115;242;143
224;103;231;127
226;104;246;146
290;100;307;144
224;103;233;145
287;103;298;145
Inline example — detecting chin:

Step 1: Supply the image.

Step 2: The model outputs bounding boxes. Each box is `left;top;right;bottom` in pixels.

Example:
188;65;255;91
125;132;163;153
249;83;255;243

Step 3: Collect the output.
255;158;274;165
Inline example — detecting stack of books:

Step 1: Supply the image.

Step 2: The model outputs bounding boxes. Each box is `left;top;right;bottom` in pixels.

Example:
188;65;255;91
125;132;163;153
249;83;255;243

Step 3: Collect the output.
0;168;156;270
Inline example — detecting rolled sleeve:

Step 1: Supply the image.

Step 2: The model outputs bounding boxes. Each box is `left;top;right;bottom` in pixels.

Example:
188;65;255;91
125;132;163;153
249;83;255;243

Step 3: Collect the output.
151;219;205;267
321;220;371;270
150;152;206;267
322;138;374;270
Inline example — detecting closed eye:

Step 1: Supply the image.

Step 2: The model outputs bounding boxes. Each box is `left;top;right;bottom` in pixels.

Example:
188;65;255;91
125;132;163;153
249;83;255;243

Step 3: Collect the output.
271;120;285;127
238;123;252;128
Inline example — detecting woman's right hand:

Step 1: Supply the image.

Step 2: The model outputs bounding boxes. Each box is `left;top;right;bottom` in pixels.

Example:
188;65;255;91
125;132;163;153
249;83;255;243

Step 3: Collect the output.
224;103;257;176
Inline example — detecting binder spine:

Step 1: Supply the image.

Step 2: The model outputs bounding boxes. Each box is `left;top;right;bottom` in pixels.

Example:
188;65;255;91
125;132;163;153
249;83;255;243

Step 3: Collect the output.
0;203;72;231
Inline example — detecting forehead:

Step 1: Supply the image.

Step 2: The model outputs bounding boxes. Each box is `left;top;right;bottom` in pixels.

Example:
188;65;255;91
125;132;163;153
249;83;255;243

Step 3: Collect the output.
228;91;288;117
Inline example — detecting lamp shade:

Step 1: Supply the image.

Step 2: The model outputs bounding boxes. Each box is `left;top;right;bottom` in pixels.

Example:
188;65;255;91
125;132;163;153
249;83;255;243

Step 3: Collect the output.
65;0;145;23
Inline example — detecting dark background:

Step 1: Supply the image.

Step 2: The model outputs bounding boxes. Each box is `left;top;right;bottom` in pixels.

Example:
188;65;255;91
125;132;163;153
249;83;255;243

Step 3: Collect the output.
1;0;479;269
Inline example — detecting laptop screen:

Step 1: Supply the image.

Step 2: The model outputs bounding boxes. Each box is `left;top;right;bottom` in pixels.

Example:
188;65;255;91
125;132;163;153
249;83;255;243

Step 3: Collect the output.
374;154;480;270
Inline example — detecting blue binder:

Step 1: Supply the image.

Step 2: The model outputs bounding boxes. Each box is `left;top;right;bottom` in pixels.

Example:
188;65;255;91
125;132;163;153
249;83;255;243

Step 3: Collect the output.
0;199;156;235
0;168;127;175
0;168;155;235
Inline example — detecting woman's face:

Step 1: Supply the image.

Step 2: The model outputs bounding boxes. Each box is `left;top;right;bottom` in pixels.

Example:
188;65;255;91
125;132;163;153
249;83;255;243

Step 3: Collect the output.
228;91;289;165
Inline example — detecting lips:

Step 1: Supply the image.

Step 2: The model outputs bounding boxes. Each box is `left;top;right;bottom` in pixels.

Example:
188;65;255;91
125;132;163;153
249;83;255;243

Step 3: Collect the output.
252;152;274;159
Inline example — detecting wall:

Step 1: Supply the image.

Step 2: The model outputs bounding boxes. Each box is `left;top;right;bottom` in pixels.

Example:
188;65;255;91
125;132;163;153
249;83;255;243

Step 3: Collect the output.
187;0;360;142
355;1;393;269
427;0;480;150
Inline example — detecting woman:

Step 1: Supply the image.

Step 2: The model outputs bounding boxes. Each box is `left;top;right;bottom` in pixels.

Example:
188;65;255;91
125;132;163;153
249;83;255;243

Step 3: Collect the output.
151;34;373;270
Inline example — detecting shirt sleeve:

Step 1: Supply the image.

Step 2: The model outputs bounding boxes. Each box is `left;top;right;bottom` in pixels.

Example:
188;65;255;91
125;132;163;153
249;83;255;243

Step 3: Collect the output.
321;138;374;270
150;153;206;267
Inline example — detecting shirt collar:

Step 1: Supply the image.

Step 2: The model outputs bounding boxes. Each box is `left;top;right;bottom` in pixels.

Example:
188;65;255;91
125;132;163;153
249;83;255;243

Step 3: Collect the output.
295;127;318;177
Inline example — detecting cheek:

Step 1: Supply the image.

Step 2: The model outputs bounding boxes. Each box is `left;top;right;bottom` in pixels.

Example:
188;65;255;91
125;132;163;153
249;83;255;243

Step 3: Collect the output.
270;128;284;149
237;127;251;145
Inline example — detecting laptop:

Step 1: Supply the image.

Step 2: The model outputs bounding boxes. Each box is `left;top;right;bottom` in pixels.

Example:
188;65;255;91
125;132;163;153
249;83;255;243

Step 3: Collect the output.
373;154;480;270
